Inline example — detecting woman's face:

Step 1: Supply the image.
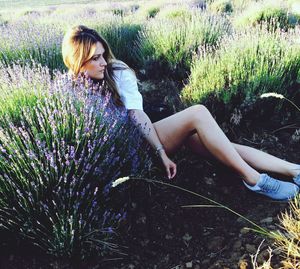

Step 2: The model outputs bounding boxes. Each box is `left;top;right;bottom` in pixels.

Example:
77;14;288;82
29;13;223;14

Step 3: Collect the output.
81;42;107;80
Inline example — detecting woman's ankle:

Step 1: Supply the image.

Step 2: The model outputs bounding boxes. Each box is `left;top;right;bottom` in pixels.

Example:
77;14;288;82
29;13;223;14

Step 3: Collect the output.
288;164;300;178
243;171;260;186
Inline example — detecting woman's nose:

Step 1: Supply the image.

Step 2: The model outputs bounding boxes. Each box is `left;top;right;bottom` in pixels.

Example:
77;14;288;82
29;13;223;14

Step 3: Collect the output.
100;57;107;66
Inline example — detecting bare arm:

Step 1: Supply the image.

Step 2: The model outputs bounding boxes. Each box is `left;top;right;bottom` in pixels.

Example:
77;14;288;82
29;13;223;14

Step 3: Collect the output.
128;109;176;179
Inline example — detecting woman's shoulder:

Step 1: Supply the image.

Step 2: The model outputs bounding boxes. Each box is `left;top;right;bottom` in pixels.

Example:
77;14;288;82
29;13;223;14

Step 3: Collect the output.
112;60;127;75
112;60;128;69
112;60;136;81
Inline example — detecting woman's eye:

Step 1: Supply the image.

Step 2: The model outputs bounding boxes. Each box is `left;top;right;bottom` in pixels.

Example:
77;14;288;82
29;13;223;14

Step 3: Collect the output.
93;56;100;61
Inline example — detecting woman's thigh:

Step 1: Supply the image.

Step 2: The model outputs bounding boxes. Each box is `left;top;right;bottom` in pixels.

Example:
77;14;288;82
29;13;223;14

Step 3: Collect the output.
153;106;202;155
184;133;213;158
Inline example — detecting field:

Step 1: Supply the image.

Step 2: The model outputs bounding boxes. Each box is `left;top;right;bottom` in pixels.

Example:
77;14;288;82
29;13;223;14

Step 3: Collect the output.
0;0;300;268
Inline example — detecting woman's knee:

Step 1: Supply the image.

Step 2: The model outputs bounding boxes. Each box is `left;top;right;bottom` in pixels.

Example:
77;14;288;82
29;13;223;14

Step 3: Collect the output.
190;104;208;112
189;104;211;122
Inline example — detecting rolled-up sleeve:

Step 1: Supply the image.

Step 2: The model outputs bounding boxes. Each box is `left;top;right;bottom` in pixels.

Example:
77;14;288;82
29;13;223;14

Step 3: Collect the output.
114;69;144;111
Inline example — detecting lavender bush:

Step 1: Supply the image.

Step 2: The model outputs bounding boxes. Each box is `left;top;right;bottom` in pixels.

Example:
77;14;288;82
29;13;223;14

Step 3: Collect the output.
182;27;300;109
0;62;51;122
0;19;64;71
0;9;143;71
0;64;151;260
134;10;230;78
94;18;142;69
157;4;192;20
208;0;233;13
51;9;142;68
233;1;300;31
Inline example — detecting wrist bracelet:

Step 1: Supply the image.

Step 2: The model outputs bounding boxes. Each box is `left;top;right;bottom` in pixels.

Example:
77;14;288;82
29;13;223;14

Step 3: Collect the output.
155;145;165;155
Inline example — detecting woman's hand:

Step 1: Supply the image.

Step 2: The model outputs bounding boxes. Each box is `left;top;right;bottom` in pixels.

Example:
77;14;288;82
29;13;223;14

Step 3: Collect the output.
127;110;177;179
159;151;177;179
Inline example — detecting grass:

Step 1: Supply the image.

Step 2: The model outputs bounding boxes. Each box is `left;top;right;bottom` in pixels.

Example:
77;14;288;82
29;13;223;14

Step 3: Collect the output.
251;195;300;268
276;197;300;268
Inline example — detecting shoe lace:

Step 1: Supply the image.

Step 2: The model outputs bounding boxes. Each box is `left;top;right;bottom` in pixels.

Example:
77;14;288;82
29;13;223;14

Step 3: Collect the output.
260;176;280;193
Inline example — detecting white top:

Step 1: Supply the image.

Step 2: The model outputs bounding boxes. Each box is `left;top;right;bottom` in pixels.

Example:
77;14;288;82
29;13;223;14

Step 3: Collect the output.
113;68;144;111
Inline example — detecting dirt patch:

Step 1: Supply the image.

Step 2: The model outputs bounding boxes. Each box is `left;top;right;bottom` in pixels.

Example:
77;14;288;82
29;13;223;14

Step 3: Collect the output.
105;128;298;269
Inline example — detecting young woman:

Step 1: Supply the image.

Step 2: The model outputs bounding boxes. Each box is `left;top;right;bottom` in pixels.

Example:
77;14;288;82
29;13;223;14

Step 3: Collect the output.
62;25;300;201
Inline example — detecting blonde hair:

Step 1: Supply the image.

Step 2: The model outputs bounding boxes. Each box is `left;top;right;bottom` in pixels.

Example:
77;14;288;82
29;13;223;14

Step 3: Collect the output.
62;25;126;107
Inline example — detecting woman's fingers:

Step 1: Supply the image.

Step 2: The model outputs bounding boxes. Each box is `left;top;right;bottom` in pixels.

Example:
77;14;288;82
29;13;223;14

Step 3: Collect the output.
172;164;177;178
166;167;171;179
167;164;176;179
163;158;177;179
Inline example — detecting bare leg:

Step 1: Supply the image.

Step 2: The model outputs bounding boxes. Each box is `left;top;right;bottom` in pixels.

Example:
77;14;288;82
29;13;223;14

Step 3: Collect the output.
185;134;299;178
153;105;260;185
232;143;299;178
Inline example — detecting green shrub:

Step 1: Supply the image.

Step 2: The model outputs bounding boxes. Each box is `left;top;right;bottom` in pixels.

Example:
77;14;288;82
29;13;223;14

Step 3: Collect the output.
134;3;161;20
110;3;130;17
112;8;125;17
234;1;300;31
147;7;160;18
181;28;300;118
158;5;192;20
209;0;233;13
135;11;230;79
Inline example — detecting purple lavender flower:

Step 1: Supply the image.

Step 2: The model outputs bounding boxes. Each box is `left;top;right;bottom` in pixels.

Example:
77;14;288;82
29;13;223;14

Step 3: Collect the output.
0;65;151;260
106;227;113;234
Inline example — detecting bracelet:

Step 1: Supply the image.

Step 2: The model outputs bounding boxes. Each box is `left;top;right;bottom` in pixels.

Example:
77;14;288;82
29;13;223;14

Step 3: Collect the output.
155;145;165;155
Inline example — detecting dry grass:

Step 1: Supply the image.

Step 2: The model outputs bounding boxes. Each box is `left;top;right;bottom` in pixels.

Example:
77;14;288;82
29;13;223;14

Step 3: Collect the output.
251;196;300;269
274;197;300;268
251;240;273;269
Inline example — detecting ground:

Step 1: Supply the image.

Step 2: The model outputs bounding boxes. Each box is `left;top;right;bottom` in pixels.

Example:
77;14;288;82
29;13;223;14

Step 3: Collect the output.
105;127;298;269
0;80;299;269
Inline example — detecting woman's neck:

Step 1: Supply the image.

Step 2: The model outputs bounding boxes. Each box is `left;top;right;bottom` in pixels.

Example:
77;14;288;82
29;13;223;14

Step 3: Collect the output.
91;78;104;85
